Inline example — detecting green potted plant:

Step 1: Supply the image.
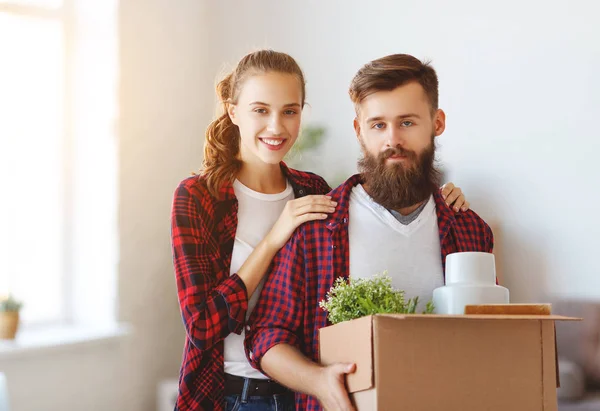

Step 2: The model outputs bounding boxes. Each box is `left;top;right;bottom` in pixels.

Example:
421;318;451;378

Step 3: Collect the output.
0;294;23;339
319;272;434;324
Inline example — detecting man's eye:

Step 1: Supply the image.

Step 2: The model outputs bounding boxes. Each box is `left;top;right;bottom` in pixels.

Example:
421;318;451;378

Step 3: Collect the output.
401;121;413;127
373;123;385;129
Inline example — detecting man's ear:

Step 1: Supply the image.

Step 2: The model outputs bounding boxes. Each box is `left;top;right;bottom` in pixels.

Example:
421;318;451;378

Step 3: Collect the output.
227;104;238;126
433;109;446;137
353;117;361;142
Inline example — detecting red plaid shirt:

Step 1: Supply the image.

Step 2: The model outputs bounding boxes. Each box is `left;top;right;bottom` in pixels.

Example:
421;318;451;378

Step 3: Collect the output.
245;174;494;411
170;163;331;411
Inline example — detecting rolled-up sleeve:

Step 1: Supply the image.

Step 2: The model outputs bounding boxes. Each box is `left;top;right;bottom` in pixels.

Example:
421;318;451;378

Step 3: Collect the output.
244;229;306;372
171;184;248;351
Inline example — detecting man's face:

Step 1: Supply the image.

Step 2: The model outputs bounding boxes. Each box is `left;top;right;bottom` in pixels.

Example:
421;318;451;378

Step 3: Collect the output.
354;81;446;210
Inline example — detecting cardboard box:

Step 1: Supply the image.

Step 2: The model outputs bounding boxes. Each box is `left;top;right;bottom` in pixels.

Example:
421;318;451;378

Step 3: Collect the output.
319;314;577;411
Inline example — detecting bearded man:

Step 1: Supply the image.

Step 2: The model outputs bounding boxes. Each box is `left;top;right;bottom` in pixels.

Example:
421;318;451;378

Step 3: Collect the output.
245;54;494;411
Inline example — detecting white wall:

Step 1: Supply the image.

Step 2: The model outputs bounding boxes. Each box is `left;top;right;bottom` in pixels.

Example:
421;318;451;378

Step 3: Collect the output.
118;0;216;410
2;1;216;410
2;342;127;411
209;0;600;302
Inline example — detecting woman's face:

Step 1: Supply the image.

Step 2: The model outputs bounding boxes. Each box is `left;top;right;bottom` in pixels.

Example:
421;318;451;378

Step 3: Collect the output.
228;72;303;166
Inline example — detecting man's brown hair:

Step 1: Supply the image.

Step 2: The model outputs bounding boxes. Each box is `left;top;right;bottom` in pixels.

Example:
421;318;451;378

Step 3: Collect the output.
349;54;439;113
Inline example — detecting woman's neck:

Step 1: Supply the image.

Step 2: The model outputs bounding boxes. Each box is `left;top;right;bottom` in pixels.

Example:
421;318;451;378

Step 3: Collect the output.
237;161;286;194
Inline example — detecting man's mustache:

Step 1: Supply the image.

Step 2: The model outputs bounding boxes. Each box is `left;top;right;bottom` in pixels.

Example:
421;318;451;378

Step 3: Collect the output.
379;146;418;162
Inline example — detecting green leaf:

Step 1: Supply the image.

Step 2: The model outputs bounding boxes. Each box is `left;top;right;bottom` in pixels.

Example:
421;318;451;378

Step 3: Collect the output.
319;272;434;324
0;294;23;312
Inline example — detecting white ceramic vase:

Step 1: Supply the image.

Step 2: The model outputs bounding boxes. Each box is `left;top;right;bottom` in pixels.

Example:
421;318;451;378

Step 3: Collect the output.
432;252;509;315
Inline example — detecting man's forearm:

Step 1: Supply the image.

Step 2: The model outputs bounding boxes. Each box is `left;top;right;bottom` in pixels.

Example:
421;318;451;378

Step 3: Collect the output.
261;343;323;396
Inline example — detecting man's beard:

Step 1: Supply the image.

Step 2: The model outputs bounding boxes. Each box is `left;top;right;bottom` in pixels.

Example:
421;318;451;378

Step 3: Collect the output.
357;136;441;210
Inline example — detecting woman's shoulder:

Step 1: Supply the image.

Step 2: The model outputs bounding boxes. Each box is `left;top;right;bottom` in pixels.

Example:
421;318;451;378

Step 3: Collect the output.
175;174;209;195
173;174;218;210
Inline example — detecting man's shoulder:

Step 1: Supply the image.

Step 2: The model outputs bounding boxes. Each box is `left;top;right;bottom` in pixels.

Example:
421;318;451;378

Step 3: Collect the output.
432;191;492;251
454;208;492;234
452;208;494;252
284;166;332;195
433;191;490;233
326;174;363;201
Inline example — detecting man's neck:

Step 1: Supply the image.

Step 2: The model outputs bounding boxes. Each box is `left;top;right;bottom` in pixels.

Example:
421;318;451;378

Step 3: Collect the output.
395;201;426;216
362;182;427;216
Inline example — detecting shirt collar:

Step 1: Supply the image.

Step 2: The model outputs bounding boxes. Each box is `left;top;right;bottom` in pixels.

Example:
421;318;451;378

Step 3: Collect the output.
215;161;317;202
325;174;458;234
325;174;363;231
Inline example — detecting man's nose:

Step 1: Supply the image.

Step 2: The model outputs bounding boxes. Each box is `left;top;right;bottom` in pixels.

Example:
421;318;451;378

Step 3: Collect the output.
385;126;405;148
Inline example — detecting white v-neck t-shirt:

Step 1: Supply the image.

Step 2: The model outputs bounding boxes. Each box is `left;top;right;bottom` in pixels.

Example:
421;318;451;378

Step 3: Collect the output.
224;179;294;379
348;185;444;312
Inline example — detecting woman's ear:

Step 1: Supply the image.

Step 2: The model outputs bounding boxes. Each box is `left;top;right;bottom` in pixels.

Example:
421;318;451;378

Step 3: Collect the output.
227;104;238;126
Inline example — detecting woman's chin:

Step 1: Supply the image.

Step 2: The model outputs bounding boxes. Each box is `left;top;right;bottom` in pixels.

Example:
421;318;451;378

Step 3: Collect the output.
257;151;289;165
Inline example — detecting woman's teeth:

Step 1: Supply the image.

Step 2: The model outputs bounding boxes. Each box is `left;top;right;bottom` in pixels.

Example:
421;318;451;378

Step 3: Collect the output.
261;139;284;146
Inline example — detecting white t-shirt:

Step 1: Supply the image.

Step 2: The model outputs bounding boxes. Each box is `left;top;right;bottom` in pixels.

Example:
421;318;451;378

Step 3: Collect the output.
223;179;294;379
348;185;444;312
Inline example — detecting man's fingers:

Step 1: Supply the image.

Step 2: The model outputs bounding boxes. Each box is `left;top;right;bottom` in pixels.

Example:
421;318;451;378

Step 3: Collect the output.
332;383;355;411
332;362;356;375
336;391;356;411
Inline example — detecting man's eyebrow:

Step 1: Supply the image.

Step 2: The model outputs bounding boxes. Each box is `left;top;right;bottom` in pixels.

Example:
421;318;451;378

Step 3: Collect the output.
365;116;384;123
397;113;421;119
365;113;421;123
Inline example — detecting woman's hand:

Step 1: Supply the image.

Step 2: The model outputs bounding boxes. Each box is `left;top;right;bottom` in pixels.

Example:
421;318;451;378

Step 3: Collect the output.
265;195;337;250
441;182;470;213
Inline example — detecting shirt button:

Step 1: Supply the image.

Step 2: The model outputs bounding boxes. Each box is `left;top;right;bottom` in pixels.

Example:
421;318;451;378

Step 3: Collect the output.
246;325;251;331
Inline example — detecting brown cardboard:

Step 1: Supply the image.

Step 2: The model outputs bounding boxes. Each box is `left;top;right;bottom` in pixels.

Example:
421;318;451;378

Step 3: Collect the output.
464;303;553;315
319;314;579;411
319;314;373;392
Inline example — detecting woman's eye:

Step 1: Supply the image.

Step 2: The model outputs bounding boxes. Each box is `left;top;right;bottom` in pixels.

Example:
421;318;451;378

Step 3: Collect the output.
254;108;267;114
283;110;298;115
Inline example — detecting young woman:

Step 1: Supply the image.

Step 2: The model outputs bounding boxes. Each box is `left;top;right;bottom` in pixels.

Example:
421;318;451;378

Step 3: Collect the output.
170;50;469;411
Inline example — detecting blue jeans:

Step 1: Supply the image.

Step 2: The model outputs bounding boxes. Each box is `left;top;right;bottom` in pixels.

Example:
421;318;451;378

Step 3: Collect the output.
225;393;295;411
